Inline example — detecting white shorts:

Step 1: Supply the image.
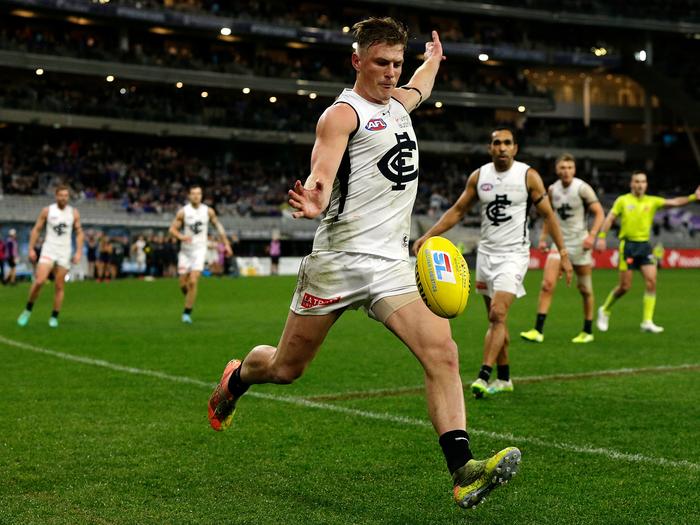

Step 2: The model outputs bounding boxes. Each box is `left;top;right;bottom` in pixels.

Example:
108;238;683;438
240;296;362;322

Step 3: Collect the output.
548;240;592;266
290;251;417;318
39;244;71;269
178;247;206;275
475;250;529;298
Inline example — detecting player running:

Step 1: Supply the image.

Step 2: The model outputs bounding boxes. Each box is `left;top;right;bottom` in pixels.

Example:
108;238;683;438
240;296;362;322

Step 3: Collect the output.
596;171;700;333
520;153;604;344
17;186;83;328
208;18;521;510
169;185;232;323
414;128;573;398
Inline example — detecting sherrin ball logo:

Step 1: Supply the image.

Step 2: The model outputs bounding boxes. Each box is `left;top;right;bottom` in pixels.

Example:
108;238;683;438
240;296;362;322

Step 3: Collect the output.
415;237;470;318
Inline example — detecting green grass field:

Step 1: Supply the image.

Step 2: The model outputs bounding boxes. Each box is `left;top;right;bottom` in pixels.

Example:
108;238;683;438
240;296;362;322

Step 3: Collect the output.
1;270;698;524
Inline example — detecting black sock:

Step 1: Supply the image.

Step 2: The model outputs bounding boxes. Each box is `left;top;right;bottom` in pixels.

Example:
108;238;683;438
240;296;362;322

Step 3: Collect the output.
497;364;510;381
439;429;473;475
535;313;547;333
583;319;593;334
227;363;250;398
184;307;192;315
478;365;492;382
51;310;59;319
26;302;34;312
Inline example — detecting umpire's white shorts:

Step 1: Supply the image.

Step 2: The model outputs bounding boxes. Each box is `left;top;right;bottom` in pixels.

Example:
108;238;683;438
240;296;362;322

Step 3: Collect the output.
178;247;206;275
290;250;417;319
39;244;71;270
475;250;529;298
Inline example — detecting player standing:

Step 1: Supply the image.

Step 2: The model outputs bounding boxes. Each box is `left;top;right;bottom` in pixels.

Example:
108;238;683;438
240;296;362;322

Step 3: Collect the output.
169;186;232;323
414;128;573;398
520;154;604;344
207;19;521;509
17;186;83;328
595;171;700;333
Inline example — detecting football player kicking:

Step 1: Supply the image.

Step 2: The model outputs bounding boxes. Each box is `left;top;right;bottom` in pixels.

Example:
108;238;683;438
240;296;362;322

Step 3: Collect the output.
414;128;573;398
17;185;83;328
208;18;521;510
520;153;604;344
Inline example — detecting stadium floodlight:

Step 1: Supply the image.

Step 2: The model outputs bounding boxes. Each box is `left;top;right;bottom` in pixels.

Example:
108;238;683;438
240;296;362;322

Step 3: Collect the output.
242;87;251;94
634;50;647;62
517;105;526;113
35;68;44;75
119;88;127;95
478;53;489;62
435;101;443;108
201;91;209;98
309;92;317;99
342;26;350;33
220;27;232;36
106;75;115;82
175;81;183;88
269;96;277;103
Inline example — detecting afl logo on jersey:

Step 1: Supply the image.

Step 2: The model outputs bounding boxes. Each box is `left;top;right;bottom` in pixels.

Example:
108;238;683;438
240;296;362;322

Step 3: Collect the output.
480;183;494;191
365;118;387;131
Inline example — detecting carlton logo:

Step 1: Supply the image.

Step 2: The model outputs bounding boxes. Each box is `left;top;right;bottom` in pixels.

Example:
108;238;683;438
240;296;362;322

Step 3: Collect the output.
301;293;341;309
365;118;387;131
431;251;456;284
480;183;494;191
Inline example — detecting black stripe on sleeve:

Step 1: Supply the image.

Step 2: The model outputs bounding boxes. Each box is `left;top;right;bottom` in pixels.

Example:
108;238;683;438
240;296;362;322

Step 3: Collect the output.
331;101;359;218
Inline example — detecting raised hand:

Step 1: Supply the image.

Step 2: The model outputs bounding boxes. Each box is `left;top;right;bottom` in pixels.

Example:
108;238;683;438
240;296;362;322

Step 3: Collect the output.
288;179;327;219
424;31;446;63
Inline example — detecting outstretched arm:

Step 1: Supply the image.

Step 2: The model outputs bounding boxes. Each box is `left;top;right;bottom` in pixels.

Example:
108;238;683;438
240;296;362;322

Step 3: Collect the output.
392;31;445;112
288;103;357;219
412;169;479;255
662;185;700;208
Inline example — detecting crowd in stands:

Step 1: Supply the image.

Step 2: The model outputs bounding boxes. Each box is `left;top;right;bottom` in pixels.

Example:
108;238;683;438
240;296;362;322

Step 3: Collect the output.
0;21;541;97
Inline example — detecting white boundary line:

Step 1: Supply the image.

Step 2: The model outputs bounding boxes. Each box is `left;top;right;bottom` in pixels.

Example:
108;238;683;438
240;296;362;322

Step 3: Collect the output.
1;334;698;472
303;363;700;401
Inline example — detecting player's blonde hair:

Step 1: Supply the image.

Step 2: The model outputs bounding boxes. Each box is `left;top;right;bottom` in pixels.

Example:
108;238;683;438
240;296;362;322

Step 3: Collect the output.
556;153;576;165
352;17;408;52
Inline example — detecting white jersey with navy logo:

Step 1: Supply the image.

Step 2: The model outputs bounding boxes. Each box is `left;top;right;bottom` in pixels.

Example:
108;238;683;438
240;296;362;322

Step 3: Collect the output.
182;203;209;249
312;88;419;261
44;203;74;251
476;160;531;256
550;178;598;244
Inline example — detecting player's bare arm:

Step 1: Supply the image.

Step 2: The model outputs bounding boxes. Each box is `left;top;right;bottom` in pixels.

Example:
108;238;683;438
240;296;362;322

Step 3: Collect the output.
28;207;49;262
209;208;233;257
169;209;190;242
393;30;445;112
537;186;554;251
583;201;605;251
529;169;573;284
72;209;84;264
595;210;618;251
413;169;479;255
662;185;700;207
288;103;356;219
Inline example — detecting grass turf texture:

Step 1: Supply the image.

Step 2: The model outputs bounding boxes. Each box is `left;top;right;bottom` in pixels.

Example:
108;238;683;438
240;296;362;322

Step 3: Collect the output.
0;270;698;524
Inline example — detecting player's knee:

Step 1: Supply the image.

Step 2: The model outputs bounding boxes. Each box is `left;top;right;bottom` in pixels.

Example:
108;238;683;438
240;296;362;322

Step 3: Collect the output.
541;280;555;294
488;304;508;324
